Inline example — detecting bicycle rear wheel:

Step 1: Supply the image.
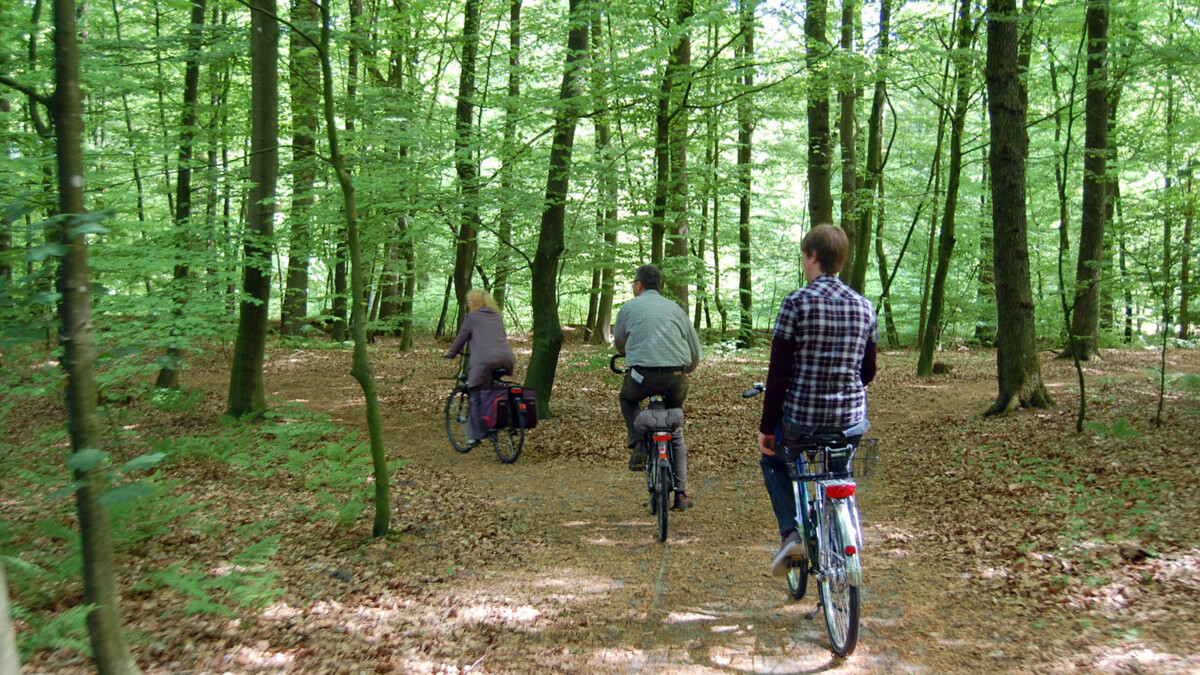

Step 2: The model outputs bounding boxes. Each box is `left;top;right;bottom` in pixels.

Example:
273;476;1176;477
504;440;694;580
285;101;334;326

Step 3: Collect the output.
493;404;525;463
445;389;472;453
655;458;670;542
818;499;860;657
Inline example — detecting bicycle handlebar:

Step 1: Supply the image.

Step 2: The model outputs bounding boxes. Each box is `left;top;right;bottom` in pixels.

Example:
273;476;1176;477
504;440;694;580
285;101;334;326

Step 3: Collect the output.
743;382;765;398
609;353;626;375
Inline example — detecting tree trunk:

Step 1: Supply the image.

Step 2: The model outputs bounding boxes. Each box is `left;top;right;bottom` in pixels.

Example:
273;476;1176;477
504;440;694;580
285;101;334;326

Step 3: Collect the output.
806;0;833;227
589;13;616;345
666;0;692;309
984;0;1052;415
0;561;18;674
652;70;670;265
282;0;321;338
918;0;974;376
1181;170;1194;339
837;0;858;286
53;0;142;668
320;0;389;536
154;0;207;389
495;0;521;313
526;0;588;418
452;0;483;329
227;0;278;419
398;216;416;350
874;176;900;347
853;0;889;294
1067;0;1109;359
736;0;755;348
330;0;361;344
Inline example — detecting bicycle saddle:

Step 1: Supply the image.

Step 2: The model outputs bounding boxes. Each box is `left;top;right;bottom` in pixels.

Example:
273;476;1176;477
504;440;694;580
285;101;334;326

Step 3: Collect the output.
633;407;683;432
491;367;511;380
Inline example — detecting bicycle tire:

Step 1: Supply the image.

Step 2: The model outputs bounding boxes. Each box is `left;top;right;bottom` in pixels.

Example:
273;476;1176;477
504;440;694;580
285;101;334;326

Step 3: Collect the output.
655;458;670;542
445;389;472;453
492;401;525;463
786;562;809;600
646;460;658;515
819;499;860;657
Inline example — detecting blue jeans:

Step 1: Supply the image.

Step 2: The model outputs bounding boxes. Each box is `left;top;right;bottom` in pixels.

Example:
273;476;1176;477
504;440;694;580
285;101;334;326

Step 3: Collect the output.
760;417;866;537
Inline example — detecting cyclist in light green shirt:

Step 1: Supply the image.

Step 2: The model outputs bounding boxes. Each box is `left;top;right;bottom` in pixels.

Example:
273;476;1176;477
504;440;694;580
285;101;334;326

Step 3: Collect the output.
613;265;703;510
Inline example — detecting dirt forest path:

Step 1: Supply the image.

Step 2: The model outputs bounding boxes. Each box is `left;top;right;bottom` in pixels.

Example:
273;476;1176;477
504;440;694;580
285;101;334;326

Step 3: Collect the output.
185;336;1200;675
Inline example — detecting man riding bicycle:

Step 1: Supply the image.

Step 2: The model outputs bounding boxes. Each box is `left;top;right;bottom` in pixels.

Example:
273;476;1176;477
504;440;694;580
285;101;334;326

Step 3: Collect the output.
757;225;878;576
614;264;703;511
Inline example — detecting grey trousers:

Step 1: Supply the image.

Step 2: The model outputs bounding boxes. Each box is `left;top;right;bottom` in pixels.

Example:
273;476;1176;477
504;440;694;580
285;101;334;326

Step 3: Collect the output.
620;368;689;492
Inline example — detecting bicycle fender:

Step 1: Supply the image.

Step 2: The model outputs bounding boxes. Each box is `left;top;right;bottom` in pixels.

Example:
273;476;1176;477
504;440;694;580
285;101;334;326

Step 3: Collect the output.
835;500;862;587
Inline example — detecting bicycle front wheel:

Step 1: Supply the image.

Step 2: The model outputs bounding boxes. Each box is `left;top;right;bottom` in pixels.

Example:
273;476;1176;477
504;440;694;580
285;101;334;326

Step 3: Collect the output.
818;499;860;657
655;459;670;542
493;406;525;463
786;562;808;600
445;389;472;453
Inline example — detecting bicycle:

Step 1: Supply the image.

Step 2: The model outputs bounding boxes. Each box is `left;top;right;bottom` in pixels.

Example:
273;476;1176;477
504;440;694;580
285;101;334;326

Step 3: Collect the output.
744;382;876;658
445;354;527;463
611;354;683;542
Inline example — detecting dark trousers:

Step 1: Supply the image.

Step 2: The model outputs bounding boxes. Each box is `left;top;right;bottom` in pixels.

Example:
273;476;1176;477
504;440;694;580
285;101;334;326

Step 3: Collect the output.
761;417;862;537
619;368;689;491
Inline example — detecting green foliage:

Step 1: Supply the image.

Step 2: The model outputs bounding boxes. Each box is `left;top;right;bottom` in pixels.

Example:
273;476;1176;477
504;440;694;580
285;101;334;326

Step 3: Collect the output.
1084;418;1141;439
9;603;92;659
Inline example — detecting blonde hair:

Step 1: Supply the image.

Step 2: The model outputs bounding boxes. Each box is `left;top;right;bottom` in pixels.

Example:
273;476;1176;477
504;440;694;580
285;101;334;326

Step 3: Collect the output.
467;288;500;312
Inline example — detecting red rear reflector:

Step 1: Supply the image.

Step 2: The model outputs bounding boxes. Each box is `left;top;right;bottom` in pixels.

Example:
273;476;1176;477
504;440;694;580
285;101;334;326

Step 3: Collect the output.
825;484;855;499
845;545;857;555
510;387;522;394
652;433;672;442
518;403;526;411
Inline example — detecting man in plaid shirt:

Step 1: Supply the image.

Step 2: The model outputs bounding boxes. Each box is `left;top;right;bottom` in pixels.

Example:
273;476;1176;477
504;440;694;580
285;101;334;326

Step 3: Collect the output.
757;224;878;576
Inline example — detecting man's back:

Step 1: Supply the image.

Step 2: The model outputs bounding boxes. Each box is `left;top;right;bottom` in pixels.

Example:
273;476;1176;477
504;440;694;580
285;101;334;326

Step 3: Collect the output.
613;290;702;372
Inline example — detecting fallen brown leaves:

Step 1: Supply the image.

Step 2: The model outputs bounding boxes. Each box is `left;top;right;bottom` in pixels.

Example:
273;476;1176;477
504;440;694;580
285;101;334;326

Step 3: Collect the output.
4;338;1200;673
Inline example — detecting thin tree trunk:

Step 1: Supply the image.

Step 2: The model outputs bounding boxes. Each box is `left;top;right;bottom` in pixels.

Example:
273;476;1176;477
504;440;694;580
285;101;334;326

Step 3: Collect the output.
652;70;670;265
1181;170;1194;339
319;0;389;535
589;13;616;345
495;0;521;313
155;0;207;389
452;0;483;330
837;0;858;285
918;0;975;376
526;0;588;418
736;0;755;348
853;0;890;294
227;0;278;419
53;0;142;667
984;0;1052;415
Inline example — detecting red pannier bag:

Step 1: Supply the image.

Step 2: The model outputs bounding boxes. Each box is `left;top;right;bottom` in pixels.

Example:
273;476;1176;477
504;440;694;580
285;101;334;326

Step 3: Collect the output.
479;386;539;430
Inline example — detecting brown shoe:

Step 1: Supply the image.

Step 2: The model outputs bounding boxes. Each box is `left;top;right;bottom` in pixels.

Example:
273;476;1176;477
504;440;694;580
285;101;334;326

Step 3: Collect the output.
672;491;693;511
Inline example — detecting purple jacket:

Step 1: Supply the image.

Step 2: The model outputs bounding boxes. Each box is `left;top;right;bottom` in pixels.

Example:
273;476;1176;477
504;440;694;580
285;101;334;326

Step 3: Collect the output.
446;307;516;387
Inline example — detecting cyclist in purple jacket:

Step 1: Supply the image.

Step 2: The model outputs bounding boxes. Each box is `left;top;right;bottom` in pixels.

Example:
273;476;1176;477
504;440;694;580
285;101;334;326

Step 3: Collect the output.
757;225;878;576
444;289;516;449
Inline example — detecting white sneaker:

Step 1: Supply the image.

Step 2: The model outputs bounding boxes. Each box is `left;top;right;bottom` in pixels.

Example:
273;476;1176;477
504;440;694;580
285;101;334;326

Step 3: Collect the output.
770;530;806;577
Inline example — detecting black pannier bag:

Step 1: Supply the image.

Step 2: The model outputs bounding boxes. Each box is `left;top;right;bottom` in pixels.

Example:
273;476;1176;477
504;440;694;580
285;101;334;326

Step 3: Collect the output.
479;386;539;430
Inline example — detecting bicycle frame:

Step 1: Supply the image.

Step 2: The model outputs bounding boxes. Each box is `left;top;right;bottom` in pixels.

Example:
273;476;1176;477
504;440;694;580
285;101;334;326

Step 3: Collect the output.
791;444;862;587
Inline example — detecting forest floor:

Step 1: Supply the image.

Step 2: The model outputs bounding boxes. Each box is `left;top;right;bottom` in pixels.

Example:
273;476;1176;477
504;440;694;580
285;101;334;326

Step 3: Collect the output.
6;336;1200;674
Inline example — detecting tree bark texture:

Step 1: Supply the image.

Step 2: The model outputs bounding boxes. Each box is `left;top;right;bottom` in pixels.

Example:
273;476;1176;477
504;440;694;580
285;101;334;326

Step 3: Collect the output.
53;0;142;668
526;0;588;417
852;0;889;294
736;0;755;348
1068;0;1109;358
155;0;207;389
282;0;321;337
227;0;278;419
495;0;521;313
918;0;974;375
806;0;833;228
984;0;1051;414
319;0;390;536
837;0;858;285
452;0;483;330
667;0;692;310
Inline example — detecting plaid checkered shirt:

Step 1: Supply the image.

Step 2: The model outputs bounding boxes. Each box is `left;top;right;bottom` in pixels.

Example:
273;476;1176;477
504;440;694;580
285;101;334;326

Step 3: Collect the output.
772;274;878;429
